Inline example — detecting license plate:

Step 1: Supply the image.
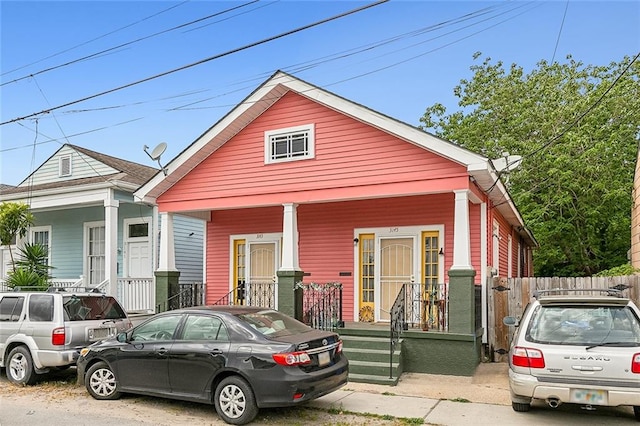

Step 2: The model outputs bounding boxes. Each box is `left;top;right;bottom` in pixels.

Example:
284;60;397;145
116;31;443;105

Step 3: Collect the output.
90;328;112;340
318;350;330;366
571;388;607;404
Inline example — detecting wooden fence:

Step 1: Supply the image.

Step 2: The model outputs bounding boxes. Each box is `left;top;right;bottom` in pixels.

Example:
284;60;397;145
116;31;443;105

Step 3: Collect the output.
487;275;640;362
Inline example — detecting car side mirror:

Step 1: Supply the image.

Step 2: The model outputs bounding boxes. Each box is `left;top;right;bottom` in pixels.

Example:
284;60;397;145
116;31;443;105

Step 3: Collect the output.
117;332;129;343
503;316;519;327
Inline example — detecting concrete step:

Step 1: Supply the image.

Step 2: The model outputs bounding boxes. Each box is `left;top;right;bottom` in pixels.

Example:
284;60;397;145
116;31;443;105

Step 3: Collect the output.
347;372;400;386
349;359;401;377
339;335;392;350
343;347;401;364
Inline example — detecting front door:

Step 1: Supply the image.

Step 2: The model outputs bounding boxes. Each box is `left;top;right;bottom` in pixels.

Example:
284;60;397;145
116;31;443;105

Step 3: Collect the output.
377;237;415;322
128;242;151;277
231;234;281;307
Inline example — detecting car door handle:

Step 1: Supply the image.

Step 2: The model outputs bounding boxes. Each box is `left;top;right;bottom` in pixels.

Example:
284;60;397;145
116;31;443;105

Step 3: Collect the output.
157;348;168;355
210;349;223;356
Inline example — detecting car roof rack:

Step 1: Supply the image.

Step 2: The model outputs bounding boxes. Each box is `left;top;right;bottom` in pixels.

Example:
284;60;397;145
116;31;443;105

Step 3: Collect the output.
533;288;625;299
46;286;105;294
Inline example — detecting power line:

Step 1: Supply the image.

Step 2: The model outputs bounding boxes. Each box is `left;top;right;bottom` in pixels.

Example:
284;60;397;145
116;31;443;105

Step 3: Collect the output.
0;0;388;127
551;1;569;63
1;0;263;87
1;1;190;78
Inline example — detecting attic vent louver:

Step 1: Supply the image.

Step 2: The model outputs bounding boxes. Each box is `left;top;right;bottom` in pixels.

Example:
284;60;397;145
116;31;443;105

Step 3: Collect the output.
59;155;72;177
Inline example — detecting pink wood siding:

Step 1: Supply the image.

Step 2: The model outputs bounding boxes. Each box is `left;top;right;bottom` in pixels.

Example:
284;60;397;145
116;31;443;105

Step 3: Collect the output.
205;207;282;303
205;194;485;321
158;92;468;210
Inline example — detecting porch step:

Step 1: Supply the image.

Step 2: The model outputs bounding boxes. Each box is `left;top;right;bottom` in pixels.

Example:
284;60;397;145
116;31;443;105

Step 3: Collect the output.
339;329;403;385
348;373;399;386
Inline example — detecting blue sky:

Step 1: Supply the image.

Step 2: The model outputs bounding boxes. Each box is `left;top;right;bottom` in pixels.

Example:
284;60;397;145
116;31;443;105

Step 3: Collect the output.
1;1;639;186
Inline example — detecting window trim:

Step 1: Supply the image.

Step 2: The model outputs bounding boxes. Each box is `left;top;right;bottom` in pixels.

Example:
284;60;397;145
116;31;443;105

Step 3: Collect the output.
84;221;106;285
264;124;315;164
29;225;52;266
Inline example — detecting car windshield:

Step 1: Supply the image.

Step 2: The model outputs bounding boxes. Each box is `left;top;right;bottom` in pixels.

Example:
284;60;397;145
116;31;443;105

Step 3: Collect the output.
526;304;640;346
236;309;311;337
63;296;126;321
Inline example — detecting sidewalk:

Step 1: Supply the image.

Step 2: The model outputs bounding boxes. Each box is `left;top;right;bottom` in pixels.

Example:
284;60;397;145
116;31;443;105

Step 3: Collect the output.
307;362;636;425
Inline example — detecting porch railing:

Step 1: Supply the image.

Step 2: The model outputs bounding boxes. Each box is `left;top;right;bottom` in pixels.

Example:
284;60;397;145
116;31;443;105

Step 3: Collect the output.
299;282;343;332
157;282;205;312
389;283;407;379
117;278;155;312
211;282;276;309
399;282;448;331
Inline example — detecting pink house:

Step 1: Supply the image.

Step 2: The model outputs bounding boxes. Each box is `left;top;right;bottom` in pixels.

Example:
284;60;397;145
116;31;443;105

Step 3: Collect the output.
135;71;535;378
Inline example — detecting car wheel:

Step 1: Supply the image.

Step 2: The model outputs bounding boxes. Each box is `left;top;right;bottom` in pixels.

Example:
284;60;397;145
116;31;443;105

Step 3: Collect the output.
512;401;531;412
634;406;640;421
7;346;37;386
214;376;258;425
85;361;121;400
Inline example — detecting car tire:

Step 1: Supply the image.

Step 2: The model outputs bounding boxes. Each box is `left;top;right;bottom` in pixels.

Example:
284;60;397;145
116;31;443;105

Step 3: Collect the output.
214;376;258;425
7;346;37;386
634;406;640;421
512;401;531;412
85;361;121;400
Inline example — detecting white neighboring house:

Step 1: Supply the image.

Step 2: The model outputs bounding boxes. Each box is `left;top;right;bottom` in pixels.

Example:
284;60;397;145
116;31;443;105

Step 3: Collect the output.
0;144;205;312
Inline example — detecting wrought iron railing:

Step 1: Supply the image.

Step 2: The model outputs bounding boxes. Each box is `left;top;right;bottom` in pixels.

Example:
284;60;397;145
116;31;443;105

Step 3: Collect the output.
211;282;276;309
389;283;407;379
398;282;448;331
299;282;343;331
157;282;205;312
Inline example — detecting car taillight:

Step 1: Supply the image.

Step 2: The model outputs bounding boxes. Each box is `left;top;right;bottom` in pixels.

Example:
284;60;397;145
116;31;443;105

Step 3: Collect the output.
632;353;640;374
512;346;545;368
52;327;65;346
336;340;343;354
272;351;312;366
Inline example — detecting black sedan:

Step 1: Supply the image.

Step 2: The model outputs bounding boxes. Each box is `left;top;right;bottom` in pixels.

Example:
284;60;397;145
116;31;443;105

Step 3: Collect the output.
77;306;348;425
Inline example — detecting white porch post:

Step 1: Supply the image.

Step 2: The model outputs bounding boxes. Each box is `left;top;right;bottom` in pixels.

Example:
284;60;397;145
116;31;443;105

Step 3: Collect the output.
158;212;176;271
104;196;119;296
280;203;300;271
451;189;472;270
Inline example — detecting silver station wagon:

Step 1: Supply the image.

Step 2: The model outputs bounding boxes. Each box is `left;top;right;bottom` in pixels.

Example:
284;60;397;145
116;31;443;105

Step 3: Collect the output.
0;289;131;385
505;289;640;420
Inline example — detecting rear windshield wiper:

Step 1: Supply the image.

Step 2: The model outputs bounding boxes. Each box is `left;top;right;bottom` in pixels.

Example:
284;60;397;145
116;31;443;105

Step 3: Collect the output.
586;341;640;350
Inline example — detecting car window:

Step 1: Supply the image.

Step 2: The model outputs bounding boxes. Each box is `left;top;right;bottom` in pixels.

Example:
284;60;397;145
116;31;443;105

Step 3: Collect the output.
0;296;25;321
29;295;54;322
527;305;640;346
236;309;311;337
63;296;127;321
131;315;182;341
181;315;228;341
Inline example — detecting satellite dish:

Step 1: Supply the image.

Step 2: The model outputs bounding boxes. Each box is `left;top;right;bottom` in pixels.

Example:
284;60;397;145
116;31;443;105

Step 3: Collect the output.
143;143;169;176
492;155;522;173
149;142;167;161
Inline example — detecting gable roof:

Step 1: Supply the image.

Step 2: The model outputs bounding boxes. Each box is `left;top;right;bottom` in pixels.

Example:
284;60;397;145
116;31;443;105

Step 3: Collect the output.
135;71;535;245
1;144;157;197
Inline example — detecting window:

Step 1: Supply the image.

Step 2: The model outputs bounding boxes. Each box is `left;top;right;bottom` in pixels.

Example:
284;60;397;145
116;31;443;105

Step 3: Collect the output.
181;315;228;341
29;295;54;322
85;222;105;285
131;315;182;341
59;155;72;177
128;223;149;238
0;296;25;322
30;226;51;266
265;124;315;163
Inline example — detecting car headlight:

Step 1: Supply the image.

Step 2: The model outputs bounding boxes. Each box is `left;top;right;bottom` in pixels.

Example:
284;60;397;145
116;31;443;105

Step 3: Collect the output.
80;347;91;357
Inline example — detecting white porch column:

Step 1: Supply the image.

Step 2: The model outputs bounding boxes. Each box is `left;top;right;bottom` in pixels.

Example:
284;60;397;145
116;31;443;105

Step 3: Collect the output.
451;190;472;270
104;196;119;296
158;212;177;271
280;203;300;271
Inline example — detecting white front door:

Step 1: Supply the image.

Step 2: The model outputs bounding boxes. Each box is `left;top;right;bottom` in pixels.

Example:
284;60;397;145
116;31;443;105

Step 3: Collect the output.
128;242;151;277
377;237;416;322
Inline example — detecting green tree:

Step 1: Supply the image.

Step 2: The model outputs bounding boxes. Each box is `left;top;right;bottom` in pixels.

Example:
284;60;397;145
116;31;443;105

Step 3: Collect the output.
420;54;640;276
8;242;54;288
0;201;35;270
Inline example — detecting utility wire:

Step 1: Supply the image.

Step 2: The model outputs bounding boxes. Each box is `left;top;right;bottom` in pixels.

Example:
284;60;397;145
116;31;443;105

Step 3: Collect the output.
551;1;569;63
1;0;262;87
0;0;387;127
1;1;190;77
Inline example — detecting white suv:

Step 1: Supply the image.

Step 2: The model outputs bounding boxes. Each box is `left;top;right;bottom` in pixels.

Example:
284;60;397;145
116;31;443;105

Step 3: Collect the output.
504;289;640;419
0;289;132;385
